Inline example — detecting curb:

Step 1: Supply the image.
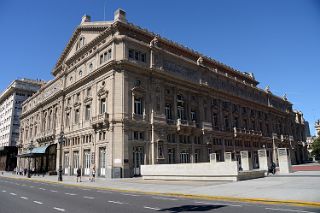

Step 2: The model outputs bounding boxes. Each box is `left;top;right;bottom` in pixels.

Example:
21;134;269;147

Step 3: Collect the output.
2;175;320;208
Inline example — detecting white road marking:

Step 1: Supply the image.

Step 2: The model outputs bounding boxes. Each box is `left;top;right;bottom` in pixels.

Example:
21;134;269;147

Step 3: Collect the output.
121;193;140;197
2;190;6;192
33;201;43;205
65;193;77;196
97;190;112;194
50;190;58;193
20;197;28;200
39;188;46;191
53;207;65;212
83;196;95;199
144;206;161;211
10;193;17;196
195;201;242;207
21;184;27;186
29;186;34;188
265;208;317;213
15;183;20;186
108;201;125;205
152;196;178;201
81;188;91;191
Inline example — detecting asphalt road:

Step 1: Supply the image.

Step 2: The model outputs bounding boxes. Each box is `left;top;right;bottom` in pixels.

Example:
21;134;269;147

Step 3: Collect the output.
0;176;319;213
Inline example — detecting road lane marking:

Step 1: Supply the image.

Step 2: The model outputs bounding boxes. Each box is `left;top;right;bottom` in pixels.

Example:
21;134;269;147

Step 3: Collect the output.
80;188;91;191
144;206;161;211
265;208;317;213
33;201;43;205
65;193;77;196
50;190;58;193
39;188;46;191
53;207;65;212
108;201;125;205
121;193;140;197
29;186;34;188
2;190;6;192
20;197;28;200
10;193;17;196
83;196;95;199
195;201;242;207
152;196;178;201
97;190;112;194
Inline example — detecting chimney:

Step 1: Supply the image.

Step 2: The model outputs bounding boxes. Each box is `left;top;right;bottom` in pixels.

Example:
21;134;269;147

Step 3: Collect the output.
114;8;127;22
81;14;91;24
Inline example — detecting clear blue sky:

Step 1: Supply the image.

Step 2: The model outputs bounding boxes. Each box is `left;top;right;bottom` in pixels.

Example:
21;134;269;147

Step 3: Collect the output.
0;0;319;135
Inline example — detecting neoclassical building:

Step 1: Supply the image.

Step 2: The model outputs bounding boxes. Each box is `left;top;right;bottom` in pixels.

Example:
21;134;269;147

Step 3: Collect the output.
17;9;307;178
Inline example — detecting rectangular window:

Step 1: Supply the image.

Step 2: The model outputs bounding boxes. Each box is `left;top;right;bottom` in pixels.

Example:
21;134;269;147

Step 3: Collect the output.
66;113;70;126
165;104;172;120
134;97;143;115
86;87;91;96
128;49;134;59
100;98;106;114
85;105;91;121
191;110;196;121
75;109;80;123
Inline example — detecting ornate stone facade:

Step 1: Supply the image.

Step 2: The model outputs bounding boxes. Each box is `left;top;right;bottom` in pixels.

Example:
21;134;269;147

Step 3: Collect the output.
17;9;307;178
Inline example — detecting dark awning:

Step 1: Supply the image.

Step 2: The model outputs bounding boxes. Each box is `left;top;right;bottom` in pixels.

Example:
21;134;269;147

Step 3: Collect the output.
18;144;51;158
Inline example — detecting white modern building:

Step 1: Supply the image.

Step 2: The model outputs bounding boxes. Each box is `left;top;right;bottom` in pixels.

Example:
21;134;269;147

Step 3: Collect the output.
0;78;44;170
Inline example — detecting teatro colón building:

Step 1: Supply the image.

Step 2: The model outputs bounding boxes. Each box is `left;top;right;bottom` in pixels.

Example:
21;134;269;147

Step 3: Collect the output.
17;9;308;178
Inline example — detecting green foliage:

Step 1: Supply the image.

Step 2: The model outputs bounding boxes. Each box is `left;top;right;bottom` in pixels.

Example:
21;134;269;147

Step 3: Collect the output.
311;137;320;159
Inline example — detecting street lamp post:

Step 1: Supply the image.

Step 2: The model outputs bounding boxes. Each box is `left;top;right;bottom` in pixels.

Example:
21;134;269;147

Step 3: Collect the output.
27;141;34;178
58;132;64;182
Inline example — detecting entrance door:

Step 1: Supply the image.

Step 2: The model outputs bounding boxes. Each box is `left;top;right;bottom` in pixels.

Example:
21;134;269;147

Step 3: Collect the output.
73;151;79;175
99;147;106;176
133;147;144;176
84;150;91;176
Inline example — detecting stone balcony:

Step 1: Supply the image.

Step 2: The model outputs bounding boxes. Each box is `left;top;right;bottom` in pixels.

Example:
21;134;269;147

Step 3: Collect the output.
92;113;109;129
233;127;262;138
176;119;197;131
201;121;213;131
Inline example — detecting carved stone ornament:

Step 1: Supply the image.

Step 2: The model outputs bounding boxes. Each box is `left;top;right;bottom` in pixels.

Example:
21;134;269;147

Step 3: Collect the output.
97;88;107;97
197;56;204;66
265;85;271;93
149;36;159;47
283;93;288;101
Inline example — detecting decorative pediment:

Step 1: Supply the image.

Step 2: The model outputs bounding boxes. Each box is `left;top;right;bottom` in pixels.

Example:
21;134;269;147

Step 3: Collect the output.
131;85;146;93
74;102;81;108
97;88;108;97
84;96;93;103
65;106;72;112
53;23;111;75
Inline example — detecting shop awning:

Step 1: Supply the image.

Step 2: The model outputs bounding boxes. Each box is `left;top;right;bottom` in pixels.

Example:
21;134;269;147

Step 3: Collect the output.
18;144;51;157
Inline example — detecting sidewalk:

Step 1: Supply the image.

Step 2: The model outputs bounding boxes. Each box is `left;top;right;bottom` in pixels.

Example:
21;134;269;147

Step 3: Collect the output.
1;170;320;207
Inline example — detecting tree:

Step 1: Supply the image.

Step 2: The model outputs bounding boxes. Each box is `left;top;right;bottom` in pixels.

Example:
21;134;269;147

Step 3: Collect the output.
311;137;320;160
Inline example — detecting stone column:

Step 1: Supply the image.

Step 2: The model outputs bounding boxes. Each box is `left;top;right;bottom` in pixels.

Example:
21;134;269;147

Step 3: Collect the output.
209;153;217;164
258;149;268;171
224;152;232;162
240;150;252;171
277;148;292;174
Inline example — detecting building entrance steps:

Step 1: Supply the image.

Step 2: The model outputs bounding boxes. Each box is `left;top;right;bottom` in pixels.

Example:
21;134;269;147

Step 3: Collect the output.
1;165;320;207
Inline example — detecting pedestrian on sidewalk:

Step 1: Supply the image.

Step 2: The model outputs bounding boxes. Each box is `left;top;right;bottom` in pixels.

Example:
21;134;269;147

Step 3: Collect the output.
77;167;82;182
268;162;276;175
91;167;95;182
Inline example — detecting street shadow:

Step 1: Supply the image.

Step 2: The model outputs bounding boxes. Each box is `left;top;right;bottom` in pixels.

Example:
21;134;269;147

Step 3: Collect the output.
159;204;226;212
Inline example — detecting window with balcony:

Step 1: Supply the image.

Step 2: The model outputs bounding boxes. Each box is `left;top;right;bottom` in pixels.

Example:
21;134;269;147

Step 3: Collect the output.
165;103;172;120
128;48;146;63
190;110;196;121
100;98;106;114
134;97;143;115
133;131;144;141
177;95;185;120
